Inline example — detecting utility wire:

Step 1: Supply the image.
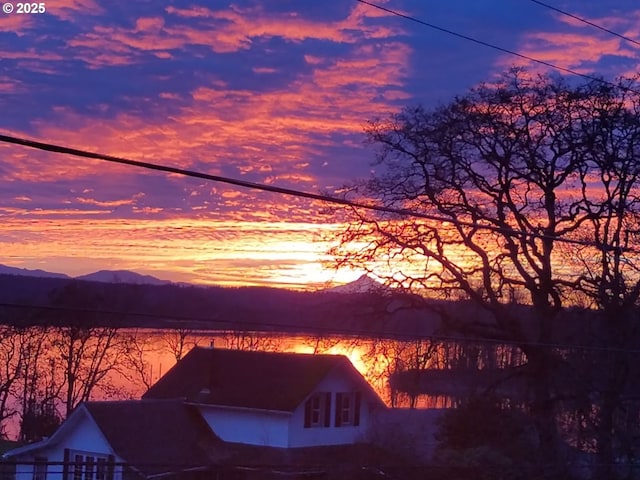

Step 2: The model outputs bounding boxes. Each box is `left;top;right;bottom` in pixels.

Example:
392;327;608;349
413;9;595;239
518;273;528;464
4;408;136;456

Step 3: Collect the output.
2;301;639;354
355;0;640;95
0;133;634;253
8;461;636;469
529;0;640;47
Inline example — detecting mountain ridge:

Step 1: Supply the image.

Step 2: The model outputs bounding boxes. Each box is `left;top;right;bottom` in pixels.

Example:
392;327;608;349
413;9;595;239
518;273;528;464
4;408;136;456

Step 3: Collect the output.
0;264;170;286
75;270;171;286
0;264;71;279
0;263;376;291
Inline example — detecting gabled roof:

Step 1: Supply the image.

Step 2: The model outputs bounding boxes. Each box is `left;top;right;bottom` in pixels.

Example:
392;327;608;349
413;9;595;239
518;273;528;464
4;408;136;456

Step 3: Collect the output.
83;399;224;476
4;399;225;477
143;347;384;411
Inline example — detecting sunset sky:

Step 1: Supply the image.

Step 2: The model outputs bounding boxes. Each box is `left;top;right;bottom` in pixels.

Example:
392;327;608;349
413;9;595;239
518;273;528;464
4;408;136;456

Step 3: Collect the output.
2;0;640;289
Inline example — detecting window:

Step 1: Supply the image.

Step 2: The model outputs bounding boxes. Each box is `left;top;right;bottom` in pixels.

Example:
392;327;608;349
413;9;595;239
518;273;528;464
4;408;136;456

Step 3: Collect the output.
303;392;331;428
67;453;112;480
334;392;361;427
73;455;83;480
33;457;47;480
339;393;352;424
84;457;94;480
95;458;106;480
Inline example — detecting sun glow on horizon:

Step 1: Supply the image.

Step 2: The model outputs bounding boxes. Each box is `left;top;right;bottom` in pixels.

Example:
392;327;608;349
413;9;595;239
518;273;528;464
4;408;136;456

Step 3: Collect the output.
291;343;369;375
0;216;372;289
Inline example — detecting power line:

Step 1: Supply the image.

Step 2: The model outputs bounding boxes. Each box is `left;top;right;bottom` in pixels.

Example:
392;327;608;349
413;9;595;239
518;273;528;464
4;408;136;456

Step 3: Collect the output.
2;301;639;354
8;460;637;470
0;133;633;253
529;0;640;47
355;0;640;95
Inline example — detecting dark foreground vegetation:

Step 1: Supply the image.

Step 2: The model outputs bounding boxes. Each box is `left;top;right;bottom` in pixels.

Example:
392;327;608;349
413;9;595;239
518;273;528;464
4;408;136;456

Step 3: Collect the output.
329;69;640;479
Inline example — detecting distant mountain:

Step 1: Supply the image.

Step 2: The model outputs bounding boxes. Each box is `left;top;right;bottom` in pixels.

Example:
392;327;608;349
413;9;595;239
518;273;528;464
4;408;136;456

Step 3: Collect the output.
322;274;388;294
75;270;171;286
0;264;70;279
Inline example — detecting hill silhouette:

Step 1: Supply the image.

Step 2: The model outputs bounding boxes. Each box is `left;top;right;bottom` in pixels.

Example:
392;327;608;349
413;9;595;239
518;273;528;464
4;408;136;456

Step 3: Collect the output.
0;272;596;345
0;273;445;337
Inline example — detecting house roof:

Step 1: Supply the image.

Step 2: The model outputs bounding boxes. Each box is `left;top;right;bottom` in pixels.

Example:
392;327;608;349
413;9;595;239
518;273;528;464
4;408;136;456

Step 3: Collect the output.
84;399;225;477
3;399;225;477
143;346;384;411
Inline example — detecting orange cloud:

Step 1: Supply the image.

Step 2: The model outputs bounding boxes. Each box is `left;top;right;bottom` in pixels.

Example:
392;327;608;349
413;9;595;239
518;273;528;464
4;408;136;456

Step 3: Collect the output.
74;197;138;208
0;211;362;288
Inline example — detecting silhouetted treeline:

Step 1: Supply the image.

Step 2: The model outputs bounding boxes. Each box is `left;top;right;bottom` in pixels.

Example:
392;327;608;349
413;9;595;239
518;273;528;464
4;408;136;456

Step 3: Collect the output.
0;274;444;335
0;274;600;343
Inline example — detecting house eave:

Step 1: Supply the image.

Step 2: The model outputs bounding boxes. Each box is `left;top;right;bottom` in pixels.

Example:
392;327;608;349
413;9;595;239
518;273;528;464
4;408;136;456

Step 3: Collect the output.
2;438;50;458
186;402;293;416
3;404;94;458
147;465;213;479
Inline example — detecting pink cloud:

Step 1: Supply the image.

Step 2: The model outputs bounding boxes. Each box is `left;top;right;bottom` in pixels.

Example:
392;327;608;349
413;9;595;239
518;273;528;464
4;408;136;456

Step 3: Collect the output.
64;3;405;67
500;10;640;74
0;49;64;61
313;43;411;89
0;76;22;93
7;33;410;189
0;12;35;32
252;67;278;74
46;0;103;21
555;8;640;39
164;3;403;51
135;16;165;33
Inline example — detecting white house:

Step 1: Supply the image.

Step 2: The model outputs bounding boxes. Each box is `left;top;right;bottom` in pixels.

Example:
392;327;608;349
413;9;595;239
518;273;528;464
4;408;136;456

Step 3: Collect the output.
142;346;387;448
4;346;389;480
3;399;222;480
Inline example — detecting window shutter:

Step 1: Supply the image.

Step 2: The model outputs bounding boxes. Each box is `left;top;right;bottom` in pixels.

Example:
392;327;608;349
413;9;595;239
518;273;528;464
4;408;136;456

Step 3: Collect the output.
354;392;362;426
335;393;342;427
62;449;70;480
324;392;331;427
304;398;311;428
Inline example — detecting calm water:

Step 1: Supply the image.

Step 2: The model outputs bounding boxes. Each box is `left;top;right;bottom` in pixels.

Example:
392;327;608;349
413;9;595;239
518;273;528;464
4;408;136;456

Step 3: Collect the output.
0;326;523;439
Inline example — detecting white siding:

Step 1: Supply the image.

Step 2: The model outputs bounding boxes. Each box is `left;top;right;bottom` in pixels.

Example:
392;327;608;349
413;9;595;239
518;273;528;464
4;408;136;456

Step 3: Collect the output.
288;369;371;447
10;409;123;480
199;369;378;448
198;406;291;447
